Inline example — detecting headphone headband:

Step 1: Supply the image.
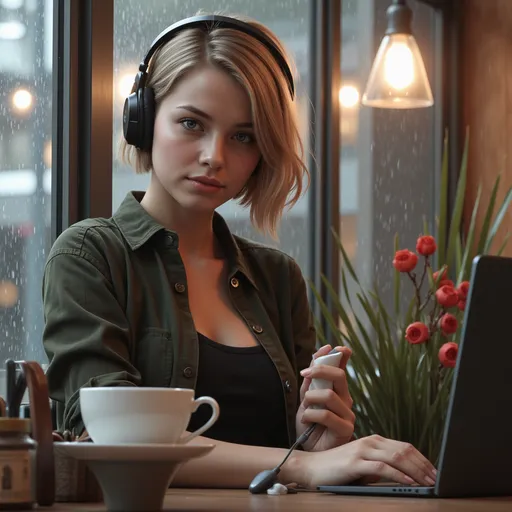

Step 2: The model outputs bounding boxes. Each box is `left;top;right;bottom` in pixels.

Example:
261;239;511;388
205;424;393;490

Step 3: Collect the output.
138;15;295;97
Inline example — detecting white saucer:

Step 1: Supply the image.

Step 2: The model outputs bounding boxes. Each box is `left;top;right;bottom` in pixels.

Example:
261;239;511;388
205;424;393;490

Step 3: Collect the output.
54;442;216;512
54;441;215;462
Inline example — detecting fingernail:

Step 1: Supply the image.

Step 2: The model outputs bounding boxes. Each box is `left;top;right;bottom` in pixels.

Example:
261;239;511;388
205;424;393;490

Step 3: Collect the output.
432;468;437;476
315;345;331;356
300;368;312;377
404;476;415;484
426;476;435;486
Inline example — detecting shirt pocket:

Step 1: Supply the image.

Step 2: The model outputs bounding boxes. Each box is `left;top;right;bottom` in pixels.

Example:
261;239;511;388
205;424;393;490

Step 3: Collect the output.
135;328;174;387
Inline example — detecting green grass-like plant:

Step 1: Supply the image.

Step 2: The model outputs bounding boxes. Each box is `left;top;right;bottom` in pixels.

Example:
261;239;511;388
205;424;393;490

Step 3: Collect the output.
311;131;512;463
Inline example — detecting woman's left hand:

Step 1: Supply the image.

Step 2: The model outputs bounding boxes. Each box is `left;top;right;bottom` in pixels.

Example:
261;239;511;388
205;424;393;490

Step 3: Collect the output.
296;344;355;452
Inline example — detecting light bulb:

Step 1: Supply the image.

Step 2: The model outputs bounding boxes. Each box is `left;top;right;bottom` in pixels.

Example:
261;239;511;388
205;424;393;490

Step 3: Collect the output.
362;0;433;109
0;280;19;308
0;21;26;40
1;0;24;9
119;74;135;99
362;34;433;109
384;42;414;90
12;89;33;111
339;85;360;108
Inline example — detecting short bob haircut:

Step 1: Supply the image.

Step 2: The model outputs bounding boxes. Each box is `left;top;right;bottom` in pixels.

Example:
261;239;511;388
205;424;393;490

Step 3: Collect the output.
119;13;309;238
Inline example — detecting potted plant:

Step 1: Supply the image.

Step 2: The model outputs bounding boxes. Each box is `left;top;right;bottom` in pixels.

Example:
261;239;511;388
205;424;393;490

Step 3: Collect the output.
312;132;512;463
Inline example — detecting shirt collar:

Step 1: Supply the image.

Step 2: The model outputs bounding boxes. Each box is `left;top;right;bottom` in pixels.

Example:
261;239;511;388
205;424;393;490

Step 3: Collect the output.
113;191;258;289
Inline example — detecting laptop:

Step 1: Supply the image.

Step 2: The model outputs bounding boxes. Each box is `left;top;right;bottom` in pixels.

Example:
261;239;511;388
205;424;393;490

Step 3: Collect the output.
318;255;512;498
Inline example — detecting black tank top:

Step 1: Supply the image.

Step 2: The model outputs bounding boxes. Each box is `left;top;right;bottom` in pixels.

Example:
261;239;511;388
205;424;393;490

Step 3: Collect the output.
186;333;289;448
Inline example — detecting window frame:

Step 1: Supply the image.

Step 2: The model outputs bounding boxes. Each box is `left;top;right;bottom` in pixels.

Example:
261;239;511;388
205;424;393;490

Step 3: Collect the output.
51;0;113;240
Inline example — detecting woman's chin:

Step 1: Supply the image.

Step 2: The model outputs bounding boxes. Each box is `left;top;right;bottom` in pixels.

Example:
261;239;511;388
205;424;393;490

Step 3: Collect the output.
172;195;225;214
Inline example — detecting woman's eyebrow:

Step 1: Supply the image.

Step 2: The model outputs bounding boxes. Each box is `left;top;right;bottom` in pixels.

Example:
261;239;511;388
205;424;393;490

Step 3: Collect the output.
176;105;253;128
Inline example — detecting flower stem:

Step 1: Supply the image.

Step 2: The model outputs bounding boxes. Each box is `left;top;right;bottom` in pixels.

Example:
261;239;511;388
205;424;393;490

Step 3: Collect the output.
426;302;444;339
418;256;430;291
419;289;434;313
407;272;422;318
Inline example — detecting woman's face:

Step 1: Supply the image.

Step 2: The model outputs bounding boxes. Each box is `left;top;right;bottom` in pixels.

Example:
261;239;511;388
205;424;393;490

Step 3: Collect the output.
150;64;261;213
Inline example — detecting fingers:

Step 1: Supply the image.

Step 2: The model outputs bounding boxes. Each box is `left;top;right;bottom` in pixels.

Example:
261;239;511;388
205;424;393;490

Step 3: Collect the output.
365;447;435;486
301;364;352;406
301;405;355;442
301;389;355;425
337;346;352;370
372;435;437;481
312;345;352;370
312;344;333;361
299;344;332;400
300;345;352;402
299;375;311;400
357;460;417;486
364;435;437;486
406;445;437;479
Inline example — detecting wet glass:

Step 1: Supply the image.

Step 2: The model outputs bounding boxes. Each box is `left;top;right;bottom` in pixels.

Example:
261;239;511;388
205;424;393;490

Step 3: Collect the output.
0;0;53;363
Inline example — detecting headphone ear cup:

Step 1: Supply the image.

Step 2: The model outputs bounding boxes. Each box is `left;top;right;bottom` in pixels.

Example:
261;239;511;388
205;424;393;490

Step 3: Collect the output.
122;85;155;151
140;87;156;152
122;92;140;147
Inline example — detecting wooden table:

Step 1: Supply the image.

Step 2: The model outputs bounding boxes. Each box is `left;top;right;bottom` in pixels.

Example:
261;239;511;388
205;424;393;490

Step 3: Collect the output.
49;488;512;511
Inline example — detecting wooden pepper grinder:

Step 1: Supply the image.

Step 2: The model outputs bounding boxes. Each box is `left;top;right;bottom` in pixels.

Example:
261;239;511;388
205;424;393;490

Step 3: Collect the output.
2;360;55;508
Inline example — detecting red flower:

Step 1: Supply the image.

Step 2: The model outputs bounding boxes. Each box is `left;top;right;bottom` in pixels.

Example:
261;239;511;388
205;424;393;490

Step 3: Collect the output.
439;342;458;368
439;313;458;335
433;267;448;283
435;285;459;308
438;279;454;289
416;235;437;256
405;322;430;344
457;281;470;300
457;299;466;311
393;250;418;273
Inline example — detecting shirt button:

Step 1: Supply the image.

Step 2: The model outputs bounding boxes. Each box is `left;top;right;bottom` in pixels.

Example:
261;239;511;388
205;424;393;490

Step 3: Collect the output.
252;325;263;334
230;277;240;288
183;367;194;378
165;234;174;247
284;380;292;393
174;283;186;293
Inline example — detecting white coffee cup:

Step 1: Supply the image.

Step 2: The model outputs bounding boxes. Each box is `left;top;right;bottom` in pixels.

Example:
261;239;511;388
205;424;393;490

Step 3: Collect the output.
79;387;220;445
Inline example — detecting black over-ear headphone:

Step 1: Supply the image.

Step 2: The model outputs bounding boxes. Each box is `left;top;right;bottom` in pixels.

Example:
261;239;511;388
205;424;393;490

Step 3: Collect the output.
122;14;295;151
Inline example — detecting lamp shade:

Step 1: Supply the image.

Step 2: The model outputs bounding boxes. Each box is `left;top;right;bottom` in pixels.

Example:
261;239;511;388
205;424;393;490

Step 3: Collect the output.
362;33;433;109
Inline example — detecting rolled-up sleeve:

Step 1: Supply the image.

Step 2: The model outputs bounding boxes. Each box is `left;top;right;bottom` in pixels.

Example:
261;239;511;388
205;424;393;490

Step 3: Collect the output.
42;227;140;434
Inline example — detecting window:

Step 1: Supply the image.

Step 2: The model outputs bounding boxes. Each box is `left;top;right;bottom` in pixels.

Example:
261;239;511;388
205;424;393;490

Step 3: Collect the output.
112;0;312;275
0;0;53;364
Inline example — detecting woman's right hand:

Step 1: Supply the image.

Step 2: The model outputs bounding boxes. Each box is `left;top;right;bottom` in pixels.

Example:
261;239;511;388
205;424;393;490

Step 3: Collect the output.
287;434;437;489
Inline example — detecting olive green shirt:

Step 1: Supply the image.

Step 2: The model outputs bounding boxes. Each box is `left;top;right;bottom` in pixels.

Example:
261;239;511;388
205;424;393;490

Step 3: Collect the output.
42;191;316;445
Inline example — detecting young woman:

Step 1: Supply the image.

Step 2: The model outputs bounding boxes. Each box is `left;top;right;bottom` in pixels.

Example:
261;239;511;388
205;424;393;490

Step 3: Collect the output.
42;13;437;490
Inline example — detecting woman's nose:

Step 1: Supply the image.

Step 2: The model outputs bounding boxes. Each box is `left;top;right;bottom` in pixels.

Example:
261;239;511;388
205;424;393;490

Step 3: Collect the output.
199;135;224;170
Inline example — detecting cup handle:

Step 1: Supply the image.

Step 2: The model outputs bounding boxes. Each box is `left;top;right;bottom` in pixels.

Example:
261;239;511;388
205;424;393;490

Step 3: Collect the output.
180;396;220;444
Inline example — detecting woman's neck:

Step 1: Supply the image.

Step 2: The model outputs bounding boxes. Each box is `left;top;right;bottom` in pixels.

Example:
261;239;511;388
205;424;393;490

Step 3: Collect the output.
140;181;217;260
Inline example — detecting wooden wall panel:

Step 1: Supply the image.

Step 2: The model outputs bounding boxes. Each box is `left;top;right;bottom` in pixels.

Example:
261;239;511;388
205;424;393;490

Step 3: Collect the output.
460;0;512;256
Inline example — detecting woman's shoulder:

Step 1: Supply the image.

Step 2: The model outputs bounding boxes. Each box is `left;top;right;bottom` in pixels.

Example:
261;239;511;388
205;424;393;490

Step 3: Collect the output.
233;234;304;279
47;216;126;269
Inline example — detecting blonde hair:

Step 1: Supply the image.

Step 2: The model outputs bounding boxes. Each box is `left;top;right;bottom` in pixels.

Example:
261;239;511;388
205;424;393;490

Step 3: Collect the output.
120;13;309;238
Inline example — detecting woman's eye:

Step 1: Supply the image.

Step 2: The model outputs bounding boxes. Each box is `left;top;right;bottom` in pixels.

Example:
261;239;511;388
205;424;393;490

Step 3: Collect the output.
234;132;253;144
180;119;200;131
